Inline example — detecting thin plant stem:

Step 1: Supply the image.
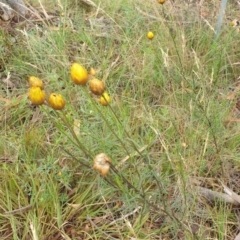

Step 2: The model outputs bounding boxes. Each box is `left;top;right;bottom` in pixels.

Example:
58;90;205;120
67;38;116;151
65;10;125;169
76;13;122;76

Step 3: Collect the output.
41;105;93;159
62;147;91;169
109;164;192;234
82;87;131;156
57;110;93;158
160;5;219;154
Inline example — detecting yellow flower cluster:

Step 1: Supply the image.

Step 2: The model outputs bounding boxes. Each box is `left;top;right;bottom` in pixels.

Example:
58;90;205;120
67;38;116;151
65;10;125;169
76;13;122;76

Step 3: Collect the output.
28;62;112;110
28;76;65;110
70;62;111;106
28;64;112;178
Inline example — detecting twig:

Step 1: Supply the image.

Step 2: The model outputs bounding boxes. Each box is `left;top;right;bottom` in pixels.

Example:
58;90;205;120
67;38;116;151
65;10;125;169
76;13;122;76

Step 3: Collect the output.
222;183;240;204
38;0;49;19
109;206;142;226
116;145;148;169
200;15;216;33
87;217;119;240
3;204;32;215
30;222;38;240
80;0;97;7
196;186;240;205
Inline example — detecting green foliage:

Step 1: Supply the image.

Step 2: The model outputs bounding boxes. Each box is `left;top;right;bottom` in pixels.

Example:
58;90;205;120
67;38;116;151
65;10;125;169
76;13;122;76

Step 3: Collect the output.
1;0;240;239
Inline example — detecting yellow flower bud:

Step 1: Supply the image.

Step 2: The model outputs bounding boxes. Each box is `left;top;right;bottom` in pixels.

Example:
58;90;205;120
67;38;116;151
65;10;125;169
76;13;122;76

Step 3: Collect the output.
28;87;45;105
89;67;96;76
158;0;165;4
99;92;111;106
48;93;66;110
147;31;154;40
70;63;88;85
231;19;240;27
89;78;105;95
29;76;44;89
93;153;111;177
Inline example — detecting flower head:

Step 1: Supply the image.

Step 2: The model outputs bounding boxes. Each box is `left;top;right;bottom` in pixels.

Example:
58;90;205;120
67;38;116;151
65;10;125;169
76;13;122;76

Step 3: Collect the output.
70;63;88;85
147;31;154;40
48;93;65;110
89;78;105;95
158;0;166;4
93;153;111;177
29;76;44;89
231;19;240;28
99;92;111;106
28;86;45;105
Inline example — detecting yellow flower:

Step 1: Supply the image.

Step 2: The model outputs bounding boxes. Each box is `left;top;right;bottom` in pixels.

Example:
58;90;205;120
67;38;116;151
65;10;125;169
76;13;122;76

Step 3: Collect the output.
89;78;105;95
158;0;166;4
93;153;111;177
99;92;111;106
70;62;88;85
147;31;154;40
231;19;240;27
29;76;44;89
48;93;65;110
28;87;45;105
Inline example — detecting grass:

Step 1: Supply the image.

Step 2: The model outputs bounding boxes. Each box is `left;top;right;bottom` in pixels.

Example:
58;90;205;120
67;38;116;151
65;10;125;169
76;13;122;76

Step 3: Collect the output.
1;0;240;239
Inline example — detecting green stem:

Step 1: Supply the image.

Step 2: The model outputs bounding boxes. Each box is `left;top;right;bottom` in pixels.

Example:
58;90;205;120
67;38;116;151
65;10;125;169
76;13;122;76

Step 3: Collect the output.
57;110;93;159
83;87;131;156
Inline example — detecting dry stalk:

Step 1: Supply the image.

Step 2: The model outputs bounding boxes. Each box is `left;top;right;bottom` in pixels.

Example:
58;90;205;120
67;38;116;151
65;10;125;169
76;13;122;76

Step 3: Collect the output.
197;186;240;206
